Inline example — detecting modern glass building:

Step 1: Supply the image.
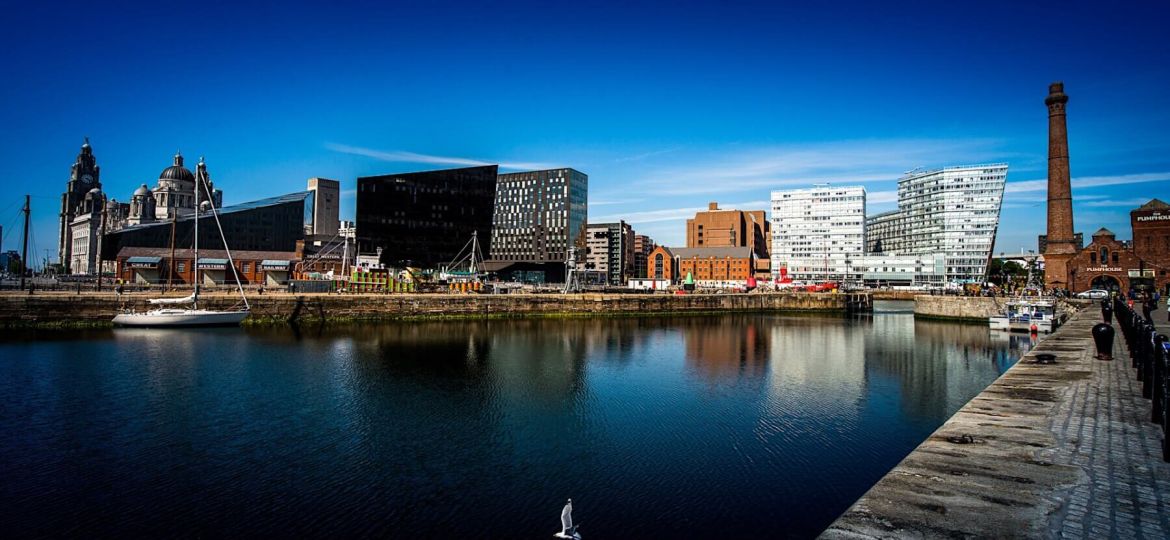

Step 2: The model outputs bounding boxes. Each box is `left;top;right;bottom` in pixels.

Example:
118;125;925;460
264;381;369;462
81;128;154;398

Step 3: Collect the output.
490;168;588;263
356;165;498;269
770;185;867;283
864;164;1008;283
100;191;314;260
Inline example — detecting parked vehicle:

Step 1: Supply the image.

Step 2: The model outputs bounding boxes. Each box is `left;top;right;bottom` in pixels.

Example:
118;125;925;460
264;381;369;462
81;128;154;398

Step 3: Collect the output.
1076;289;1110;299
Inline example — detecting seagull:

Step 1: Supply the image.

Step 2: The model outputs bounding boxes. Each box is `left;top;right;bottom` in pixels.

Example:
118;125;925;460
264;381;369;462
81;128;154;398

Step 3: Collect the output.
556;498;581;539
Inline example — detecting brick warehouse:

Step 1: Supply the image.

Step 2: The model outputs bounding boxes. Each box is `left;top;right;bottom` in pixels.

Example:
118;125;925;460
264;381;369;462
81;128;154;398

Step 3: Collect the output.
1064;199;1170;294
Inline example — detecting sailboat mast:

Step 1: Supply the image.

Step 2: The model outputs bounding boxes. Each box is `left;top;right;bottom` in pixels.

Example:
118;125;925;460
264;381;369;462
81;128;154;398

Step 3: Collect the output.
470;230;477;275
167;213;177;291
193;157;200;310
20;194;30;291
197;158;250;310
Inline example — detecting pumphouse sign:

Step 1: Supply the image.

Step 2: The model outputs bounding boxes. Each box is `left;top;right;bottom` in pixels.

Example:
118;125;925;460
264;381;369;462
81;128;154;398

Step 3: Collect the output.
1135;213;1169;222
1086;267;1122;272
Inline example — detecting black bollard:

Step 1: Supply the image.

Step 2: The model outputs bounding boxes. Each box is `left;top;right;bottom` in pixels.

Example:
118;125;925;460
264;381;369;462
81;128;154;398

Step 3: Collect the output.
1102;301;1114;324
1092;323;1115;361
1143;323;1156;398
1152;334;1166;425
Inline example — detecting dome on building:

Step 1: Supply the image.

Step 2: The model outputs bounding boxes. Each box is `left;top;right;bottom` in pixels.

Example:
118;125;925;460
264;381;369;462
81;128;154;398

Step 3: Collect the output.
134;184;151;197
159;152;195;183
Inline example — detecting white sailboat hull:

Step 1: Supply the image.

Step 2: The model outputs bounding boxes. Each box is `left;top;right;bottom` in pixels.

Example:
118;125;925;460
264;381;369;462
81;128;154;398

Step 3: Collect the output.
112;309;249;327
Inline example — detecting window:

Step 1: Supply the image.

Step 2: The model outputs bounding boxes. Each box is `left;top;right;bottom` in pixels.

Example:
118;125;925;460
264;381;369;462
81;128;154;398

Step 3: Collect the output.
177;262;186;273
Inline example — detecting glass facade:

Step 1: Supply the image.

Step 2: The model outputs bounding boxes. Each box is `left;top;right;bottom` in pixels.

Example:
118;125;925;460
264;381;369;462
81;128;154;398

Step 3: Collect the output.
490;168;588;263
770;186;867;283
356;165;498;269
864;164;1008;283
101;191;312;259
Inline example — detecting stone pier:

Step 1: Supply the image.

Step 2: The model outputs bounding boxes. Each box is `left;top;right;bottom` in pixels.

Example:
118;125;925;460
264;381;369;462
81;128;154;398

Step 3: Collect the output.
821;308;1170;538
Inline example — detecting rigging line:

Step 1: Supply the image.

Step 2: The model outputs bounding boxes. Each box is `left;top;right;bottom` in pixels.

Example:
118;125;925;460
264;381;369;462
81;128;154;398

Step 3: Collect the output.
198;162;249;310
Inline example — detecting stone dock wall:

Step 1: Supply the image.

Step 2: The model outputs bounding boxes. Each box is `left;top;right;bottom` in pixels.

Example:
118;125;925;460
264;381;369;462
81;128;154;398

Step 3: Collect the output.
0;291;868;327
914;294;1003;322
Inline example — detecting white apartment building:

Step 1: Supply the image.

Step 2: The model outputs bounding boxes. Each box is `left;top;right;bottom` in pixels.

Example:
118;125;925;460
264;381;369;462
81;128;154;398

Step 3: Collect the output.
771;185;866;283
865;164;1008;283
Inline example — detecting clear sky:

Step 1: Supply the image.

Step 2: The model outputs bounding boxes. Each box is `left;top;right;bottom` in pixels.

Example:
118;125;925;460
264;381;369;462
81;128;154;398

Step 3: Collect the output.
2;1;1168;266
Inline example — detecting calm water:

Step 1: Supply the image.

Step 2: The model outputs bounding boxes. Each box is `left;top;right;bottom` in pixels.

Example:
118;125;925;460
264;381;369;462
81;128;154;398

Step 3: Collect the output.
0;301;1031;538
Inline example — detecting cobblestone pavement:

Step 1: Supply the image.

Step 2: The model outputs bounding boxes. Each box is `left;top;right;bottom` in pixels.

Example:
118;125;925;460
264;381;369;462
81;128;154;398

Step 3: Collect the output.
822;309;1170;539
1048;316;1170;539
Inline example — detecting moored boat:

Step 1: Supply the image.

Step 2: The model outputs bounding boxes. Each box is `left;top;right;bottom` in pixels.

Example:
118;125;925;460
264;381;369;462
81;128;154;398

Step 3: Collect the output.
989;297;1063;333
112;157;250;327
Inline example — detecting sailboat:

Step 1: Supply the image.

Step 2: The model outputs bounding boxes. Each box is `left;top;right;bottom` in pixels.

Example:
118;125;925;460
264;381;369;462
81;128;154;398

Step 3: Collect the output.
112;157;250;327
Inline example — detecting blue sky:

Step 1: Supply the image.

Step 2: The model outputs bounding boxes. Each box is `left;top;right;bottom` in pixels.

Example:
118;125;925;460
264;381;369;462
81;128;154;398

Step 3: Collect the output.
2;1;1168;264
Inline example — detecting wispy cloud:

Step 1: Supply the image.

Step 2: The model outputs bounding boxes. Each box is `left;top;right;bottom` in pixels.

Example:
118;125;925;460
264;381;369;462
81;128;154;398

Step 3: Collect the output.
626;139;1007;196
593;200;770;224
1004;172;1170;193
1081;197;1162;208
614;148;678;163
590;198;645;207
325;142;554;171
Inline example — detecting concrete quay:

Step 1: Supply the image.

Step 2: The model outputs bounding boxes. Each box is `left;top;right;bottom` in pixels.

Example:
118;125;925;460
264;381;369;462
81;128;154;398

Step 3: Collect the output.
821;308;1170;539
0;290;871;327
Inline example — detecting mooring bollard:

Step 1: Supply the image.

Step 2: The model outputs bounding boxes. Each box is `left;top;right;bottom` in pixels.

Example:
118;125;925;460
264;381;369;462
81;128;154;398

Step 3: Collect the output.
1102;300;1113;324
1143;322;1157;398
1093;322;1115;361
1152;334;1166;424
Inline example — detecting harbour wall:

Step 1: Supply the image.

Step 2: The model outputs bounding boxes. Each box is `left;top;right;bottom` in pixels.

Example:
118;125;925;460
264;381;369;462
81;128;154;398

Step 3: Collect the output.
913;295;1002;322
0;291;868;327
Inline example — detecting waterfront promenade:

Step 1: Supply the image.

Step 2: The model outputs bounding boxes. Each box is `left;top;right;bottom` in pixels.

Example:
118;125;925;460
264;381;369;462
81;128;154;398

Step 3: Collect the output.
822;308;1170;539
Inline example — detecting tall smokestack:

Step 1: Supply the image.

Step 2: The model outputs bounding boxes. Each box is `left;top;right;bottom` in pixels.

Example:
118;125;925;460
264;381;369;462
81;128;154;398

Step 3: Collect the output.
1043;81;1076;289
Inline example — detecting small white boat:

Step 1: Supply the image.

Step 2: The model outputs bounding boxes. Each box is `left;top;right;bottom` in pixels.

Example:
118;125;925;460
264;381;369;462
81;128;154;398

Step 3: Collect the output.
989;298;1062;333
112;158;250;328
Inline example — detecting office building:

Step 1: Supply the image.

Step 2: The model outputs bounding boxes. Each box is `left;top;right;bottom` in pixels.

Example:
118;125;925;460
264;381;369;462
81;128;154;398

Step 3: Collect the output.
583;221;634;285
633;234;656;278
356;165;498;269
771;185;866;283
865;164;1008;283
487;168;588;282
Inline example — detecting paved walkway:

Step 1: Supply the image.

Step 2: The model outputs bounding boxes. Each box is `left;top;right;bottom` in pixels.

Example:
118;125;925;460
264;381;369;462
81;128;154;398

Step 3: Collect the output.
821;308;1170;539
1047;313;1170;539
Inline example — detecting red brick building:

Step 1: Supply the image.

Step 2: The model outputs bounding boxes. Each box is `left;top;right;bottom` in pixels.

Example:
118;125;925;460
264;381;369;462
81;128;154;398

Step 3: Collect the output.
1063;199;1170;294
115;246;298;287
646;246;756;285
686;202;771;278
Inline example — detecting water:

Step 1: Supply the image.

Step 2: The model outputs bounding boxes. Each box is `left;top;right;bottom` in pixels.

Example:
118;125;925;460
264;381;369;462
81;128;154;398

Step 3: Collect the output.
0;301;1032;538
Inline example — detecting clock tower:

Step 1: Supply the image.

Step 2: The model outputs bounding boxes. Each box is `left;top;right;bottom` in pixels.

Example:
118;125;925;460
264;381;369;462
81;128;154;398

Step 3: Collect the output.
58;138;102;273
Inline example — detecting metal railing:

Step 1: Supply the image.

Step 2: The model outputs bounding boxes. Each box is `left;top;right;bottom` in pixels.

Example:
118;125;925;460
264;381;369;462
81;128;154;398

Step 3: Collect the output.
1112;298;1169;462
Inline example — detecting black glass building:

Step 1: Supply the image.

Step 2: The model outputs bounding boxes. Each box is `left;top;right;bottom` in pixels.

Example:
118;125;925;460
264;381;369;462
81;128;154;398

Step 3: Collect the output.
356;165;498;269
101;191;313;259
